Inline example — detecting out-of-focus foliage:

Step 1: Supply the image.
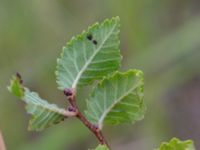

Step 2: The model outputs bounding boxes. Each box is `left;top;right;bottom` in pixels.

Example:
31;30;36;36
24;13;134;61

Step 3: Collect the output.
1;0;200;150
155;138;195;150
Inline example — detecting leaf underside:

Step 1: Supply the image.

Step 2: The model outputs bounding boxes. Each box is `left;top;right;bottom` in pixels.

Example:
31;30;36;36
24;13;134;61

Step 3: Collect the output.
8;76;69;131
56;16;121;90
85;70;145;129
155;138;195;150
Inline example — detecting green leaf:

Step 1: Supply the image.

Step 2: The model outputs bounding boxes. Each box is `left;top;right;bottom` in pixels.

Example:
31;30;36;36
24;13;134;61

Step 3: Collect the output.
56;16;121;90
85;70;145;129
8;75;76;131
94;145;109;150
8;75;24;98
91;145;109;150
155;138;195;150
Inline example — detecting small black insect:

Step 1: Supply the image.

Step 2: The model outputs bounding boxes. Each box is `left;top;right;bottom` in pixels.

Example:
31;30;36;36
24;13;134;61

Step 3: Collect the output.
87;34;93;41
92;40;98;45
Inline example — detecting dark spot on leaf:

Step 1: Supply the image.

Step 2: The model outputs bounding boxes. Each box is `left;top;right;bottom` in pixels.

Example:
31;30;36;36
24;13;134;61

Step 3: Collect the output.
93;40;97;45
87;34;93;41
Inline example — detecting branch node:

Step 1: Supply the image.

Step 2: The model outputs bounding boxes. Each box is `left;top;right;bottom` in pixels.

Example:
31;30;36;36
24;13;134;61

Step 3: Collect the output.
67;106;77;113
64;88;74;97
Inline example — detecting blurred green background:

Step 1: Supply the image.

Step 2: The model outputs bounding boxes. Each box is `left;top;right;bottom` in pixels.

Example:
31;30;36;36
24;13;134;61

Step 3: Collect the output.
0;1;200;150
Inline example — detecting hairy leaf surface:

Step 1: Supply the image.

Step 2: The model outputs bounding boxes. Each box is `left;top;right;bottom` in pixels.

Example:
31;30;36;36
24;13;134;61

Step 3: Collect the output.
155;138;195;150
8;76;75;131
85;70;145;129
56;17;121;90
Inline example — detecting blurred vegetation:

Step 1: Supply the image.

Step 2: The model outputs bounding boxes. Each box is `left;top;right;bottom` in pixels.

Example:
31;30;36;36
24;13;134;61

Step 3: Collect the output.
0;0;200;150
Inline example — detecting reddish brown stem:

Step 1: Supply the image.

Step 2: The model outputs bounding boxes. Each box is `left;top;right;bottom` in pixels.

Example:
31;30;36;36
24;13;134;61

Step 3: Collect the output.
76;112;109;146
66;93;110;149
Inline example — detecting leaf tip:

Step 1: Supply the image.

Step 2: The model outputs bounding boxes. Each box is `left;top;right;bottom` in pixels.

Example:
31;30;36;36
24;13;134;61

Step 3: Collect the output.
8;73;25;98
93;144;109;150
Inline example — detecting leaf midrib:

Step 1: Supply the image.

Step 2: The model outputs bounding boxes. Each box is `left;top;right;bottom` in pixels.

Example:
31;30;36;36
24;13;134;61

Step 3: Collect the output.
72;23;117;88
24;90;67;116
29;103;67;116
